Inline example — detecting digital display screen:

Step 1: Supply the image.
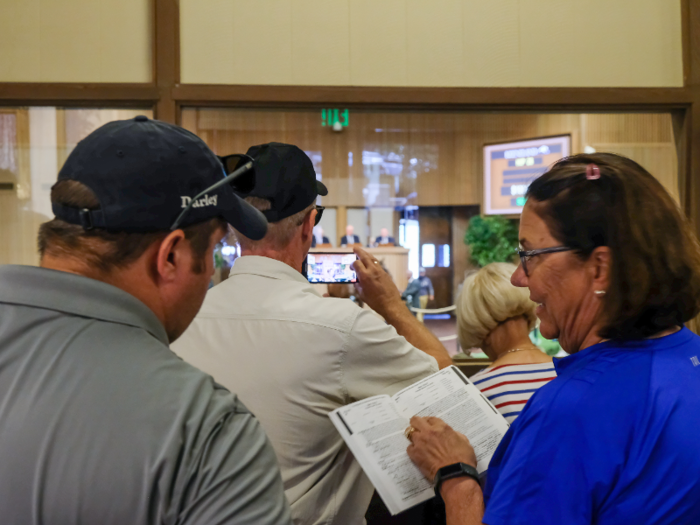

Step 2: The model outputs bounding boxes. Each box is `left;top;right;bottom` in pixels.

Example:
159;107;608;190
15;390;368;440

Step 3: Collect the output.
483;135;570;215
307;253;358;283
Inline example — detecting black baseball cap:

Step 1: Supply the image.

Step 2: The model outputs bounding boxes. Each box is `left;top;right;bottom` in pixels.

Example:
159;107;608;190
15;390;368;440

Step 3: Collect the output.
52;116;268;239
240;142;328;222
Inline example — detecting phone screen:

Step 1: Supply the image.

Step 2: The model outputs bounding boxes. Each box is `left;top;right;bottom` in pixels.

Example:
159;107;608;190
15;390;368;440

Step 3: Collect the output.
306;252;358;284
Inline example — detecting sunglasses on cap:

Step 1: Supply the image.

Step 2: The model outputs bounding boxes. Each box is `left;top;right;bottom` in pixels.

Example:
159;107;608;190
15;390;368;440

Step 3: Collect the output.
170;153;256;231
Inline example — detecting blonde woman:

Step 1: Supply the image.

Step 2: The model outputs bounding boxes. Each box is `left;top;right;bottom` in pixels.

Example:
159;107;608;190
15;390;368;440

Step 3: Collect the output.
458;262;555;423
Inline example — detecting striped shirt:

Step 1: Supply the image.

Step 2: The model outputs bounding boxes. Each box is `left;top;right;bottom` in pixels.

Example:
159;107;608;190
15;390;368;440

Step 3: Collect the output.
471;362;557;424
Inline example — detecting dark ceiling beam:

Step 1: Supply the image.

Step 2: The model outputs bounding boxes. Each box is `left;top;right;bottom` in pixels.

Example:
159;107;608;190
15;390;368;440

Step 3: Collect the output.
0;83;158;106
171;84;693;111
154;0;180;123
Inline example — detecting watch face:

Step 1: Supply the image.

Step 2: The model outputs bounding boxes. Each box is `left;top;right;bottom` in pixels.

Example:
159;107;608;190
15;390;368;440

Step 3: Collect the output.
441;463;465;477
438;462;479;482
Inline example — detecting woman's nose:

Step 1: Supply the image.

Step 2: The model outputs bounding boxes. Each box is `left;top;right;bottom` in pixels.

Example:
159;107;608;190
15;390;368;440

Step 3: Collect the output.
511;263;527;287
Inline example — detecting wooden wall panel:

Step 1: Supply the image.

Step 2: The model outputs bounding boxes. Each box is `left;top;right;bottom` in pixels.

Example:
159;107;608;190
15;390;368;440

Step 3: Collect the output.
451;205;481;297
182;108;678;208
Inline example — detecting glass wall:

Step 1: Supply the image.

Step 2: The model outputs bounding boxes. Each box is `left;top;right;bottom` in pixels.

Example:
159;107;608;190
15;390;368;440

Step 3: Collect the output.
0;108;153;266
182;107;679;357
182;107;678;304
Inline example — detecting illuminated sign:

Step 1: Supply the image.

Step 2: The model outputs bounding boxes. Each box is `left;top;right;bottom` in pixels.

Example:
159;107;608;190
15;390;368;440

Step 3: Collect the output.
483;135;570;215
321;109;349;127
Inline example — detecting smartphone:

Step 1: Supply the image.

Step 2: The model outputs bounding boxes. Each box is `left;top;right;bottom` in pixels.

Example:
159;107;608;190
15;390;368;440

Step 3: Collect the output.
305;252;358;284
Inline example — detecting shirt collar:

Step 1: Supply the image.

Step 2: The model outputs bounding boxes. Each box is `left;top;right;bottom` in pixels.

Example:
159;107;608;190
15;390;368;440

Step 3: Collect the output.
554;326;692;375
228;255;311;286
0;265;168;344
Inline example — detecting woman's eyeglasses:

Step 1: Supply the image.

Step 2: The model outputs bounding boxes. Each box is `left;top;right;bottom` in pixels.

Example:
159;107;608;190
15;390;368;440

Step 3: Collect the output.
517;245;573;276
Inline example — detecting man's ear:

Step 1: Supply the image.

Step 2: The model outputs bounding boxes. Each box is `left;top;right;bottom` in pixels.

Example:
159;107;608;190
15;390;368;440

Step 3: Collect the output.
590;246;611;292
155;230;188;283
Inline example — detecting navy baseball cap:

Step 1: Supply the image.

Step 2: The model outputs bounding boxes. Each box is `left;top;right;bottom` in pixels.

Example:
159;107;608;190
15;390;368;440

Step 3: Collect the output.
52;116;268;239
239;142;328;223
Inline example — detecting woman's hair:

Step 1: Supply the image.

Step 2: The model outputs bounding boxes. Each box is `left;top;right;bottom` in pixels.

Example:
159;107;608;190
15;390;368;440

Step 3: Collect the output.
457;262;538;350
527;152;700;340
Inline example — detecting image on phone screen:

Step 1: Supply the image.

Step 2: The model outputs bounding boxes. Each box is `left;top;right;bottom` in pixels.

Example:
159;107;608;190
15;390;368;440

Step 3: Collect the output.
307;253;358;283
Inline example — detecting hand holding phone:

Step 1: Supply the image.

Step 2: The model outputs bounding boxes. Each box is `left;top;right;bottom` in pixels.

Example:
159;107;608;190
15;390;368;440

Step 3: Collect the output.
351;246;403;315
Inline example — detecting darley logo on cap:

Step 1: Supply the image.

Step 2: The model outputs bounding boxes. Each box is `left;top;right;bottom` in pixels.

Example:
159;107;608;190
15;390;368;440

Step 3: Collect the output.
180;194;218;209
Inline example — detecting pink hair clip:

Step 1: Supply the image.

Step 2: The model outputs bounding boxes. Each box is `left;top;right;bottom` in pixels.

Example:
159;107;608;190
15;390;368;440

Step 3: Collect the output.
586;163;601;180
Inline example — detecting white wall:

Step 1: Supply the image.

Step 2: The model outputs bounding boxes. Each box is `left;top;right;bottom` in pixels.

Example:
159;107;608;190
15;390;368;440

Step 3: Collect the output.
0;0;151;82
180;0;683;87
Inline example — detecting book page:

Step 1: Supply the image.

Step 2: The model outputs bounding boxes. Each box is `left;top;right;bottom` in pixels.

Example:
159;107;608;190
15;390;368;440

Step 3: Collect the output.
392;366;509;473
329;396;434;515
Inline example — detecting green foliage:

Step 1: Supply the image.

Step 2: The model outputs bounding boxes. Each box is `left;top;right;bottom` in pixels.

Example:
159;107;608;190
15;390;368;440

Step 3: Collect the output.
530;328;564;357
213;243;226;269
464;215;519;267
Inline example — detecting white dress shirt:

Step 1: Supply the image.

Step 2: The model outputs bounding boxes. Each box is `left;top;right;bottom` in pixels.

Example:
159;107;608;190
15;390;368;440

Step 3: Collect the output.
172;256;438;525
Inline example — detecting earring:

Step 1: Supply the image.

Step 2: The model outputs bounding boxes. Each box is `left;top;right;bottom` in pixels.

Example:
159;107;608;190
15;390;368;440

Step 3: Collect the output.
594;290;606;296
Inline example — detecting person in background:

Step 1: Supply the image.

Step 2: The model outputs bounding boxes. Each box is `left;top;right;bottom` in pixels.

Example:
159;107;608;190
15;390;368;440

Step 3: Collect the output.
0;117;291;525
402;270;421;315
457;263;555;423
340;224;361;246
172;142;452;525
406;153;700;525
373;227;396;246
416;267;435;321
311;225;330;247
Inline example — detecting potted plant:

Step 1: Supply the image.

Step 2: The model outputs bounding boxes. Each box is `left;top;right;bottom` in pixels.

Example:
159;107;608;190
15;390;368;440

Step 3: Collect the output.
464;215;519;267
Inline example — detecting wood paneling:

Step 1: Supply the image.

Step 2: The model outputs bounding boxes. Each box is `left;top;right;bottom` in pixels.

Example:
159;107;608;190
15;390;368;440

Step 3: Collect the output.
183;108;678;208
418;207;452;308
154;0;179;123
172;84;692;108
0;83;158;105
451;206;481;297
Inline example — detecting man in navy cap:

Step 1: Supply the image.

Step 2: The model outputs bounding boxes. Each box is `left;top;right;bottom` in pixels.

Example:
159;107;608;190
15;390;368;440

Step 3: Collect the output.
173;142;451;525
0;117;291;525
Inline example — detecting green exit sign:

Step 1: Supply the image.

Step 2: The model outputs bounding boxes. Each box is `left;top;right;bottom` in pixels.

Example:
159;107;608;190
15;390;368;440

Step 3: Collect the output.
516;197;527;206
322;108;349;127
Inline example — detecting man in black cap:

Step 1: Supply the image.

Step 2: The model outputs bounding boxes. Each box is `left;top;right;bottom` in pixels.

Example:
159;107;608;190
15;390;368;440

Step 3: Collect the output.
0;117;291;525
173;142;451;525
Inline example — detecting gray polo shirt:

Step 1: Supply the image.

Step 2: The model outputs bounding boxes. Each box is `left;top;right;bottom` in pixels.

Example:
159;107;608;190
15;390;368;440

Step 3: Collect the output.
0;265;291;525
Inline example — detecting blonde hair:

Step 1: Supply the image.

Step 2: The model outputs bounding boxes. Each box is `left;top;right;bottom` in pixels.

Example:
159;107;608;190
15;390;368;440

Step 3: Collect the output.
456;262;538;350
234;196;315;250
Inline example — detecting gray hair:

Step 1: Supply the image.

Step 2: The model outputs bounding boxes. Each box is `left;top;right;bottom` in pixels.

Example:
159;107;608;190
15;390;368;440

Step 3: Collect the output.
234;197;315;251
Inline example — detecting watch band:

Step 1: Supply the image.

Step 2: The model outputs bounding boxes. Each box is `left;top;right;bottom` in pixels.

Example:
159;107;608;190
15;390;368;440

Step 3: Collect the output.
434;462;480;502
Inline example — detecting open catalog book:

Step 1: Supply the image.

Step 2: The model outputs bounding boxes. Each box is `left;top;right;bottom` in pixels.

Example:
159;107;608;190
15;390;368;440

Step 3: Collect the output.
329;365;509;515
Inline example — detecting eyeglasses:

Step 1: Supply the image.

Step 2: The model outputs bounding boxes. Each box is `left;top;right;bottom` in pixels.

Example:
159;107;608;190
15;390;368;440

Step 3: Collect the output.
517;245;574;276
170;153;255;231
314;205;325;226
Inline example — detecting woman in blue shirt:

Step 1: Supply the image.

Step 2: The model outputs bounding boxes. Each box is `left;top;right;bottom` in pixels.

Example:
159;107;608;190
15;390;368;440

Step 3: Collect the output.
405;153;700;525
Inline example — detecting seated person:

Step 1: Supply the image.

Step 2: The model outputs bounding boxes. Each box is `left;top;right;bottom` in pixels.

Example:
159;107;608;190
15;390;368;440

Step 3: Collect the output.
373;227;396;246
311;225;330;247
457;262;555;423
340;224;361;246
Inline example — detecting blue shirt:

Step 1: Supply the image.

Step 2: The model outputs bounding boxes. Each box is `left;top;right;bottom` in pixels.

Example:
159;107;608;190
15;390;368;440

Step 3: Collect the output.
483;327;700;525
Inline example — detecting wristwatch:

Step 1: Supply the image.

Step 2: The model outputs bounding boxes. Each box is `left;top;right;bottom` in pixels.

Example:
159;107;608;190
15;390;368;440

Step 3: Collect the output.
434;462;480;502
